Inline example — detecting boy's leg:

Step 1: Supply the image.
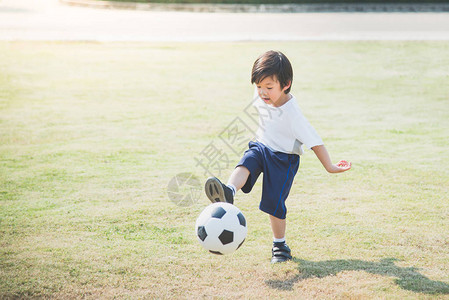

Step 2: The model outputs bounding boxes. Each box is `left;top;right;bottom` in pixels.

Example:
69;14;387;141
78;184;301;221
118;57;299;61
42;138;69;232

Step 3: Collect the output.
205;166;250;204
269;214;286;239
270;214;292;263
227;166;250;192
205;141;262;204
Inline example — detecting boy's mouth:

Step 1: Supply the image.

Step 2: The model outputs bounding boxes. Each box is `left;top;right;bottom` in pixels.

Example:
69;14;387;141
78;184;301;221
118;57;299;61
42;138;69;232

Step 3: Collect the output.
262;97;270;103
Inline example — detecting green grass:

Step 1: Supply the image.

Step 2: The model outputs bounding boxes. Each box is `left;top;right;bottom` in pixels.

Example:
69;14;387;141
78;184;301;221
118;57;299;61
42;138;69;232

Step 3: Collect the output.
0;41;448;299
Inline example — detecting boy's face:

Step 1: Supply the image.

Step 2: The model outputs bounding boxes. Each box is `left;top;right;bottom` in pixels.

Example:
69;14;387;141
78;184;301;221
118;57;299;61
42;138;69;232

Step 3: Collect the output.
256;76;291;107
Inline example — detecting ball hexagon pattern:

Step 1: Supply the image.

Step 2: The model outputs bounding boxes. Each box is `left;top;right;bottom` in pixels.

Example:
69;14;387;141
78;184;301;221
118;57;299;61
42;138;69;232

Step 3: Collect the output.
195;202;247;255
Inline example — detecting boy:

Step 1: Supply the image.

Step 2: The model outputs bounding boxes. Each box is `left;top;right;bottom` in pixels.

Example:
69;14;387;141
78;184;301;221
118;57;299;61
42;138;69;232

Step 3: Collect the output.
205;50;351;263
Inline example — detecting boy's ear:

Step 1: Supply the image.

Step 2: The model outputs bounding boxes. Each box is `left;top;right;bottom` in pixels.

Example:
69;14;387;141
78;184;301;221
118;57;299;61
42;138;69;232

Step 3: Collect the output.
283;81;292;92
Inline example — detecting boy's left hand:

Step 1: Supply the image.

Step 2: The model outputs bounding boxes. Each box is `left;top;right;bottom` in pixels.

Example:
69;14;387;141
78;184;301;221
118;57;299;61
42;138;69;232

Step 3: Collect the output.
334;160;352;172
311;145;351;173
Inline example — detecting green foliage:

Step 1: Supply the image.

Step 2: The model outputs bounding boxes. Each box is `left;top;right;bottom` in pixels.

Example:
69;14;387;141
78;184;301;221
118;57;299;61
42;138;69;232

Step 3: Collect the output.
0;41;448;298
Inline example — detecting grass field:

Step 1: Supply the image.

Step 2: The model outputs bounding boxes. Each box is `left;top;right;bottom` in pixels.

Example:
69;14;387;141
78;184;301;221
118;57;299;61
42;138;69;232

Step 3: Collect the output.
0;41;448;299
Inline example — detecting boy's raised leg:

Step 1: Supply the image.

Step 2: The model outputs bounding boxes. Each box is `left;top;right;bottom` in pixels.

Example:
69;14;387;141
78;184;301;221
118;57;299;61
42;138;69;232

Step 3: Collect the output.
205;177;236;204
204;166;250;204
227;166;250;192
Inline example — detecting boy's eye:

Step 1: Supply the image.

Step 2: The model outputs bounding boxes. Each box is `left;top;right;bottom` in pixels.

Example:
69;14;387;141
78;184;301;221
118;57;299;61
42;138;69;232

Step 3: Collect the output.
267;88;273;90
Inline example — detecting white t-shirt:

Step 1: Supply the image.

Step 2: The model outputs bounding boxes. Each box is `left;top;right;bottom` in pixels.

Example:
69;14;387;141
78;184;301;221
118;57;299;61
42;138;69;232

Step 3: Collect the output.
253;93;323;155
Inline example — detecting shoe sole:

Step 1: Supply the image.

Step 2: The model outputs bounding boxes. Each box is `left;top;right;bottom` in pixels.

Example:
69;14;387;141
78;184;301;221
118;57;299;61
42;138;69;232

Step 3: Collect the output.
271;256;292;264
205;177;226;203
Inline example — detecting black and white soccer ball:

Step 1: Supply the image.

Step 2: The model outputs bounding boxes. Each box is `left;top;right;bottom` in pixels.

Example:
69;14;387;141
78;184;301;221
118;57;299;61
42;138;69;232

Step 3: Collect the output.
195;202;247;255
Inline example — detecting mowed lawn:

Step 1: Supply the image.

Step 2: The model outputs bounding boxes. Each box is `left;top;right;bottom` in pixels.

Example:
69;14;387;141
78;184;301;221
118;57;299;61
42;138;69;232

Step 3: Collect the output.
0;41;448;299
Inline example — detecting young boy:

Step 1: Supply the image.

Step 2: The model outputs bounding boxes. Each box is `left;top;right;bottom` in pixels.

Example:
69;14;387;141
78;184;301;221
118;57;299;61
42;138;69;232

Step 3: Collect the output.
205;50;351;263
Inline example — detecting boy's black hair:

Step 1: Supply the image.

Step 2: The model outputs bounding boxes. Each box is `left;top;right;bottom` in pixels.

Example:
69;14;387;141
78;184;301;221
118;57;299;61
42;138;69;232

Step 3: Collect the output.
251;50;293;94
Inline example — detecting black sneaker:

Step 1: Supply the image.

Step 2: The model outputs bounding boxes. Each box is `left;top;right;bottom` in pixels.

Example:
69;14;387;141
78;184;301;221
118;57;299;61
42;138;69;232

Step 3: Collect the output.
205;177;234;204
271;242;292;264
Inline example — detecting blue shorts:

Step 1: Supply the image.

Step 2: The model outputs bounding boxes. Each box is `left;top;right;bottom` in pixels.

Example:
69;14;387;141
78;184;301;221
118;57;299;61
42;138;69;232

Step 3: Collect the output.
237;141;300;219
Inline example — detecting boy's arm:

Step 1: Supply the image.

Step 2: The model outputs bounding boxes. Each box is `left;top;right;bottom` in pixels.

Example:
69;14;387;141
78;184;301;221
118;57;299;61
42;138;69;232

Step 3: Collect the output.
311;145;351;173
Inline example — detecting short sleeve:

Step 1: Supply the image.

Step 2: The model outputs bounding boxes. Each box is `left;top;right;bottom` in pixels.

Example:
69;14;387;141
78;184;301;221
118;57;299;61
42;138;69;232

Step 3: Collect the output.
289;104;323;149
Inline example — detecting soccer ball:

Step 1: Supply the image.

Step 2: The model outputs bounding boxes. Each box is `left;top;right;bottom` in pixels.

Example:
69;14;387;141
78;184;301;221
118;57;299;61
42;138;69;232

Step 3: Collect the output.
195;202;247;255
